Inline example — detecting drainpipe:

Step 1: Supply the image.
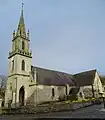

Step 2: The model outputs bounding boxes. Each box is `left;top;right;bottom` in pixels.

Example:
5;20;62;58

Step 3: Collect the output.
15;77;17;108
36;84;37;106
102;94;105;109
92;85;95;98
35;83;38;107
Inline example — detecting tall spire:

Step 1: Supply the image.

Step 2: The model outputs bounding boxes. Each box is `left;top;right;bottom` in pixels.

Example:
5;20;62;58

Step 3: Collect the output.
16;1;26;38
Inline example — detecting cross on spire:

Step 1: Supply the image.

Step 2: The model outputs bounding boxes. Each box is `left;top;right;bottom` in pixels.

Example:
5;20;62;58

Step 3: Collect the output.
22;0;24;10
16;0;26;37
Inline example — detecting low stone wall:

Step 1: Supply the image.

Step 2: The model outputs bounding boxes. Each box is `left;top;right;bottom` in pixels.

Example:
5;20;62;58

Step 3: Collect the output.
0;99;102;114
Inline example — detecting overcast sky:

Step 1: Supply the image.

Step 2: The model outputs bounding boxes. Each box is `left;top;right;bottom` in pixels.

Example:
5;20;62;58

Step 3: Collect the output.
0;0;105;76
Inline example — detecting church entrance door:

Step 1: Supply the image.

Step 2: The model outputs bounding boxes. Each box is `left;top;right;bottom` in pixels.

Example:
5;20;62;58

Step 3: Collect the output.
19;86;25;106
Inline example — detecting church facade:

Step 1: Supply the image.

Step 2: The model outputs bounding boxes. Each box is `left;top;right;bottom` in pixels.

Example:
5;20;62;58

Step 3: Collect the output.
4;8;78;108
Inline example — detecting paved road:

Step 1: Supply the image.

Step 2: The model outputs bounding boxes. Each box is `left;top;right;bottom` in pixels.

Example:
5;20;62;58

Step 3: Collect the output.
0;104;105;119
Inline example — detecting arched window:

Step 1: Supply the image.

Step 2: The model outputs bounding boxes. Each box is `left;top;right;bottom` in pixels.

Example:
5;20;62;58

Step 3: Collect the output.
12;60;14;71
22;41;25;50
65;85;68;95
52;88;55;97
21;60;25;71
79;92;83;98
10;83;12;90
20;30;21;35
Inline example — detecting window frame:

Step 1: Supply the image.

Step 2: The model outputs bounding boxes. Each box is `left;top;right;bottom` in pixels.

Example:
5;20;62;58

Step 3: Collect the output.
21;60;25;71
22;41;25;50
12;60;14;71
52;88;55;97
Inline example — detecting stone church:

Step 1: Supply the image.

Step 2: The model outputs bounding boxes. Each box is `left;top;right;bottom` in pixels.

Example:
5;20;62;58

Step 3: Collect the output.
4;7;78;108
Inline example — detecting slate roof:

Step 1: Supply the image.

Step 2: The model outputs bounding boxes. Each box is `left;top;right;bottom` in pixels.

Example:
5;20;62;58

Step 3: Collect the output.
73;69;97;86
31;66;78;86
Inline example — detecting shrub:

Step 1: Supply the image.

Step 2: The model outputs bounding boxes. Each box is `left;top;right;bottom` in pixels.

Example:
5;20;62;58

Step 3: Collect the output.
39;100;58;105
95;99;102;105
82;99;87;102
90;98;95;100
58;95;67;101
67;94;78;102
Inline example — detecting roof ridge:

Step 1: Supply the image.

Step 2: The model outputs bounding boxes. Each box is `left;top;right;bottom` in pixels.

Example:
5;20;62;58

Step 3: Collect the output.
31;65;73;76
73;69;97;76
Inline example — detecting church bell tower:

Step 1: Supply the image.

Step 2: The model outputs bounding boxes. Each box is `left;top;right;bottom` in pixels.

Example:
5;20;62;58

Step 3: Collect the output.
8;4;32;76
5;3;32;107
